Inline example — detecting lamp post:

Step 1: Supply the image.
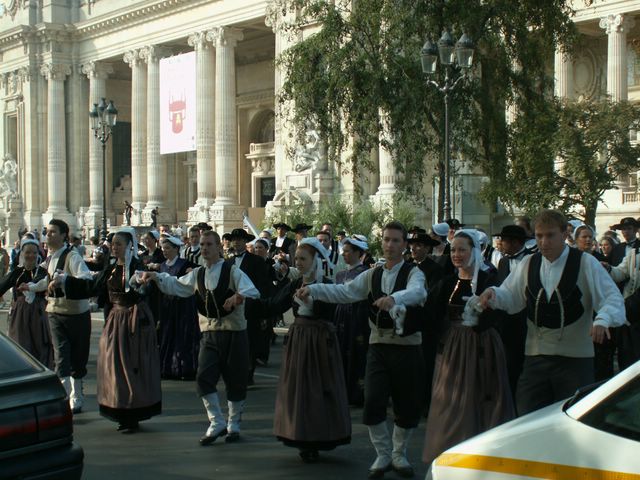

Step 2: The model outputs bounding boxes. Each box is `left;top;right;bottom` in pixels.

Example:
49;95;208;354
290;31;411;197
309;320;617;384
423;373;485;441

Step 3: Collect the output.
89;98;118;241
421;31;474;221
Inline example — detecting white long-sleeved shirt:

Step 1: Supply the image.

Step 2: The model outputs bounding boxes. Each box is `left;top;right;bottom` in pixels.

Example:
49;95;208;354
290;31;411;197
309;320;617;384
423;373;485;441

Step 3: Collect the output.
154;260;259;332
307;260;427;345
609;248;640;298
492;246;625;357
44;245;92;314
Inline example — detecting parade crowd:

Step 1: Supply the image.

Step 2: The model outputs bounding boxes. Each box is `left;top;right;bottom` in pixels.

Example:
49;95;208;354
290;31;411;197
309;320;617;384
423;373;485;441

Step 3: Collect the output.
3;209;639;478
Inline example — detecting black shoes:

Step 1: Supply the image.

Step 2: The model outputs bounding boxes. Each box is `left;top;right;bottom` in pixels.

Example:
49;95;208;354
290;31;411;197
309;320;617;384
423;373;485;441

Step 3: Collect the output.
299;449;319;463
367;463;392;479
225;432;240;443
199;428;227;446
391;464;415;478
117;422;139;434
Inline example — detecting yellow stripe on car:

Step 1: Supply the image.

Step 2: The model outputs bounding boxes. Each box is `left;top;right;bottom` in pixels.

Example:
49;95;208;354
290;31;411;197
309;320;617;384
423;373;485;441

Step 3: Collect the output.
436;453;640;480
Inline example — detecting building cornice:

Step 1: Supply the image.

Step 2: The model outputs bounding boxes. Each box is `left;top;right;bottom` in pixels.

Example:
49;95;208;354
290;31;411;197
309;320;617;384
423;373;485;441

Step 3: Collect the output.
572;0;640;24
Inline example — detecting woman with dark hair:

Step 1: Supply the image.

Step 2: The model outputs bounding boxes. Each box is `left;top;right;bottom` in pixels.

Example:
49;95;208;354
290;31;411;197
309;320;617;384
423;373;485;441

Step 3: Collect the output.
0;238;52;367
599;235;618;264
334;235;370;406
156;234;200;379
574;225;605;261
422;229;514;465
140;230;165;270
251;237;350;462
52;227;161;433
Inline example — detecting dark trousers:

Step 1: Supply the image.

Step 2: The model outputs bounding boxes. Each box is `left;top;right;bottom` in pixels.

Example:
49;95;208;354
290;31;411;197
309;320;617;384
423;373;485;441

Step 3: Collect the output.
516;355;594;416
363;343;425;428
196;330;249;401
49;311;92;378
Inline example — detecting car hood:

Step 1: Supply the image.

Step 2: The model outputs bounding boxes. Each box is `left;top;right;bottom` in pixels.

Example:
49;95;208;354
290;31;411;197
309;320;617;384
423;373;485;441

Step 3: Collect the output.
433;401;640;479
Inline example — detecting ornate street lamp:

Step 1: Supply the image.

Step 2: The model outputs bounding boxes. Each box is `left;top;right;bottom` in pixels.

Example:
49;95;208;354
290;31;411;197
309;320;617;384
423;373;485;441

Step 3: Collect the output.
421;31;474;221
89;98;118;241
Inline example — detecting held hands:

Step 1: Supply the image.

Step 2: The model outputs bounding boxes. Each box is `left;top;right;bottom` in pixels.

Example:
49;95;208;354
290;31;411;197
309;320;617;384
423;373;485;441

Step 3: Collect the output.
17;283;30;292
47;270;64;295
477;288;496;310
295;286;311;301
591;325;611;344
139;272;158;284
223;293;244;312
373;295;395;312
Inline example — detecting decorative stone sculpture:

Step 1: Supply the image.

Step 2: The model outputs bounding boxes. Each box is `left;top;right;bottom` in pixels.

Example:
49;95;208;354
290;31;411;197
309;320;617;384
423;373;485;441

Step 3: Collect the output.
0;154;18;202
293;122;327;172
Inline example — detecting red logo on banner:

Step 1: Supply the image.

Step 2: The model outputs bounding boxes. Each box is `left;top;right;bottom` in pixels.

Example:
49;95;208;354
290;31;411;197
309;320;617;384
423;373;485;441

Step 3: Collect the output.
168;94;186;134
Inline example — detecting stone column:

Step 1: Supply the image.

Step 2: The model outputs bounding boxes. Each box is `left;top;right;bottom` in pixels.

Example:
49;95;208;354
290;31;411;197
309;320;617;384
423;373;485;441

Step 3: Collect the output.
554;48;573;99
124;49;147;226
82;61;114;229
40;62;72;221
140;45;171;224
374;110;397;199
66;65;89;219
187;30;216;222
209;27;245;232
600;14;635;101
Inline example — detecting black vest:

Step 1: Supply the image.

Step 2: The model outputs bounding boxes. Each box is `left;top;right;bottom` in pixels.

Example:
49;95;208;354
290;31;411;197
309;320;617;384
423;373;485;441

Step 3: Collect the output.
368;262;422;336
195;261;235;319
525;248;583;329
45;247;71;298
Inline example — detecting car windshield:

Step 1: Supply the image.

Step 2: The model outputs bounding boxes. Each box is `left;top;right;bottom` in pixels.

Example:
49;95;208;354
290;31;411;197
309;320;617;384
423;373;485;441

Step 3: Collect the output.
0;334;42;380
579;376;640;442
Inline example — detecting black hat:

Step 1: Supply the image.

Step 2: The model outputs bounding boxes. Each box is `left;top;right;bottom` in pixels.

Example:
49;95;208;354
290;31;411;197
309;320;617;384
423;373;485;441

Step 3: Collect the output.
610;217;640;230
409;225;427;234
273;222;291;231
445;218;465;229
407;233;441;247
336;230;346;236
292;223;313;233
196;222;212;231
229;228;255;242
492;225;528;241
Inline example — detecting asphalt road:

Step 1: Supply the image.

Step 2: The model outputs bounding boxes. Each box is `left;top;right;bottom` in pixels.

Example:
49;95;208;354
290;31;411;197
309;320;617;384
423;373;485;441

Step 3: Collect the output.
1;311;429;480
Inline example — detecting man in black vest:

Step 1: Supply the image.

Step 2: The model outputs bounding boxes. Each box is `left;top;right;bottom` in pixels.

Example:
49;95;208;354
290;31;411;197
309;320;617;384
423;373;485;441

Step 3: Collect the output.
477;210;625;415
44;219;94;414
143;230;259;445
229;228;270;385
493;225;532;398
270;222;294;259
408;232;444;417
297;221;426;479
609;217;640;267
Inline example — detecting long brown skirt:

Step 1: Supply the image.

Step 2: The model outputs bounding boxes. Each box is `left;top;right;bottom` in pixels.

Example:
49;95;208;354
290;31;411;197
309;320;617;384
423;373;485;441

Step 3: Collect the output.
97;302;161;424
422;323;515;464
8;296;54;369
274;316;351;450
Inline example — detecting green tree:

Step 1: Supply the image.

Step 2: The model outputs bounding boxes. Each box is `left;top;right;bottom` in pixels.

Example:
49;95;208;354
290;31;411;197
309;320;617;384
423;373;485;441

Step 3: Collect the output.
268;0;578;219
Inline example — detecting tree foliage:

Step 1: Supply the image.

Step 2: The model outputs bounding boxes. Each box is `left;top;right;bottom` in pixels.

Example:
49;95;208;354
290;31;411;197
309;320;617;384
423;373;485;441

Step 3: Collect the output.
269;0;579;219
489;98;640;225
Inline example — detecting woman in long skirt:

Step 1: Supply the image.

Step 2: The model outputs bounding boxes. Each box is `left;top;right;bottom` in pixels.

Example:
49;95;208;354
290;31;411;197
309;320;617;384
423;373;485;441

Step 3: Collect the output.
57;228;161;433
333;235;369;406
0;238;52;368
423;229;514;464
156;234;200;379
253;237;351;462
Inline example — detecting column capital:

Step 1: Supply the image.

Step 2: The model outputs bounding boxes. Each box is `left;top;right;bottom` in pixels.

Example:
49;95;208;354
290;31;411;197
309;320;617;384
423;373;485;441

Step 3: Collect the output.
81;61;114;80
188;31;214;50
123;49;145;67
140;45;172;64
40;63;71;81
16;65;37;83
206;26;244;48
599;14;635;35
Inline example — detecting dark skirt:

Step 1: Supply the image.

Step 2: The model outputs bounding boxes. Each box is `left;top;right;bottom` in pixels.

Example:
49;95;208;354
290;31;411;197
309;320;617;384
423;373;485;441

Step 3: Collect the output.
157;294;200;379
422;323;515;464
97;302;162;424
334;300;370;406
274;316;351;450
8;296;54;369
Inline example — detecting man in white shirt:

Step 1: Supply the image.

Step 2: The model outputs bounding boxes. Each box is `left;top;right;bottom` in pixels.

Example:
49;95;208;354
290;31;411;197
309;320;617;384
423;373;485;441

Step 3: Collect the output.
298;221;426;479
477;210;625;415
143;230;259;445
44;219;93;414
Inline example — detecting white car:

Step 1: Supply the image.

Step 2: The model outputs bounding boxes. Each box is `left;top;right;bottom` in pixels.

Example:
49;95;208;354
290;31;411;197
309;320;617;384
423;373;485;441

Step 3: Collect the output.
427;360;640;480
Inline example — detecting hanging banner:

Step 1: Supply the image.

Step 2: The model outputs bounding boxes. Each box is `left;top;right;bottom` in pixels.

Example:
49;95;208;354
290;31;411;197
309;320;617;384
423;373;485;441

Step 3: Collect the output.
160;51;196;154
